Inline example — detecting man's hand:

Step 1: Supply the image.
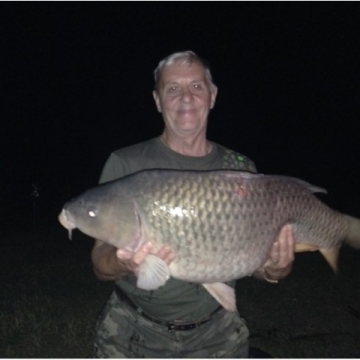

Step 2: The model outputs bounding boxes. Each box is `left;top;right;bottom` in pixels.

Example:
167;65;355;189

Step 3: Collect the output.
91;239;175;281
116;242;175;276
255;224;296;282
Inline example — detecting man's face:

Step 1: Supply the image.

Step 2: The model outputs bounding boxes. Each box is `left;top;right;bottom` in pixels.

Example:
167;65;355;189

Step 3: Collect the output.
153;61;217;137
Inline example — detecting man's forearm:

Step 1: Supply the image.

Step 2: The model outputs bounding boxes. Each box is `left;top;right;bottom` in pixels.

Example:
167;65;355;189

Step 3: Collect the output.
91;240;130;281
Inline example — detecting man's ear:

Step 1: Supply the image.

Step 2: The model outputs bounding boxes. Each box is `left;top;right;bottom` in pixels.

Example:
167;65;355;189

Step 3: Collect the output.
210;85;218;109
153;90;162;113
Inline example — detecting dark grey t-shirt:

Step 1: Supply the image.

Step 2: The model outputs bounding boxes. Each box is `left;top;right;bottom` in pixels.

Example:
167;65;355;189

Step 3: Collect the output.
99;137;256;321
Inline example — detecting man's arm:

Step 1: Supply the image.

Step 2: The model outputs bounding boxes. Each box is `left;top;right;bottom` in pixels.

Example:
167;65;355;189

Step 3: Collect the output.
91;239;175;281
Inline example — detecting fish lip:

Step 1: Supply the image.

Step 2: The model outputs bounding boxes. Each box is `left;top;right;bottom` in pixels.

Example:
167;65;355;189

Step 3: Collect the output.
58;208;76;239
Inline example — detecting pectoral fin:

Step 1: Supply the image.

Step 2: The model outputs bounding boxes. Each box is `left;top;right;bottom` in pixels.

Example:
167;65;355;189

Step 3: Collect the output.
202;283;236;312
137;254;170;291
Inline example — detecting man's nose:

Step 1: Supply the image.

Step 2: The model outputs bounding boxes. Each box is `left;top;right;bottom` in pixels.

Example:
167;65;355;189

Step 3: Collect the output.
180;89;192;102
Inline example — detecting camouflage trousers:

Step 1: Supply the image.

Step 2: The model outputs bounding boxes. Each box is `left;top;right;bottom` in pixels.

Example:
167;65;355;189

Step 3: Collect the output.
93;291;250;358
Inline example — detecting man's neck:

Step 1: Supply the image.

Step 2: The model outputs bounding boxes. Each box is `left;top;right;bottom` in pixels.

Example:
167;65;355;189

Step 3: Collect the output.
160;132;212;157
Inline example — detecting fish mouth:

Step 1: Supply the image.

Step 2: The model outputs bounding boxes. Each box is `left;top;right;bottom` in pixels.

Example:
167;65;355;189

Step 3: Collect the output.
58;208;76;240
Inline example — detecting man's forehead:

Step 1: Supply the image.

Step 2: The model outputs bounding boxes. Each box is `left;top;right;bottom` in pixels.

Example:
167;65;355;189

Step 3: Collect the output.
161;62;207;83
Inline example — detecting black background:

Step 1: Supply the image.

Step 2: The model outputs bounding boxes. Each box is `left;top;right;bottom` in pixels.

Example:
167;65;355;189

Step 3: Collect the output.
2;2;360;226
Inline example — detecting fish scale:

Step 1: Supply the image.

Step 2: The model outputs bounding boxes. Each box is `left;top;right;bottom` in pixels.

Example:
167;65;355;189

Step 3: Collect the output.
59;169;360;311
140;173;277;281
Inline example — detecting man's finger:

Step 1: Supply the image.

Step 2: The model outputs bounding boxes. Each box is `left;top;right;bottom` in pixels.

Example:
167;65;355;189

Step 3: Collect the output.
116;248;132;260
277;225;295;267
156;245;175;265
286;225;296;262
270;241;280;264
132;241;153;265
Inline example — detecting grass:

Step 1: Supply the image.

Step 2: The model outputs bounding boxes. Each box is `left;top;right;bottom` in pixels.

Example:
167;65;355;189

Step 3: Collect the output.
237;249;360;357
1;214;360;358
1;218;113;358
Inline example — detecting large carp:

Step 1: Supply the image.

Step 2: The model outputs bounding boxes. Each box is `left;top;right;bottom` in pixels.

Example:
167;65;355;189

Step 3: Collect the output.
59;169;360;311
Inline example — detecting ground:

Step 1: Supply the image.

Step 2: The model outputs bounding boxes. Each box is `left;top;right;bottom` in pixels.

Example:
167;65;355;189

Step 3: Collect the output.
1;215;360;358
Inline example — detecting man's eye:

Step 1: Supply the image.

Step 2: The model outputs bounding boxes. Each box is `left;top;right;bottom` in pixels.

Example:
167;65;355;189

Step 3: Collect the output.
168;86;179;93
192;84;202;90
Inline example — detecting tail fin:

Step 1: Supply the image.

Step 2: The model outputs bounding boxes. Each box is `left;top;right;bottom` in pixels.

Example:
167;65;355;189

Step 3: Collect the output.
344;215;360;249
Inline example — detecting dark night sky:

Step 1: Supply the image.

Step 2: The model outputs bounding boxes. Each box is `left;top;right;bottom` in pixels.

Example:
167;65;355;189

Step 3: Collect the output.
2;2;360;225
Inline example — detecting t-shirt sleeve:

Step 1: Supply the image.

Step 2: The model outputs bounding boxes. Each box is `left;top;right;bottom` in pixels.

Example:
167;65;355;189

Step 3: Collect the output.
98;153;126;184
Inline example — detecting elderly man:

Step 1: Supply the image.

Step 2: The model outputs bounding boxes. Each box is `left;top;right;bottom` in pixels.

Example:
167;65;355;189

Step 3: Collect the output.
91;51;295;358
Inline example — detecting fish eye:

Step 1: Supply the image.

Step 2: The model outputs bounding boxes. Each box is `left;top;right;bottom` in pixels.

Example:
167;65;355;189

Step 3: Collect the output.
88;208;97;218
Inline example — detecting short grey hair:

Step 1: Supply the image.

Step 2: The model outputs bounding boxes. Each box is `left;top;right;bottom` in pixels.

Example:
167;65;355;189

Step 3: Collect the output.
153;50;215;91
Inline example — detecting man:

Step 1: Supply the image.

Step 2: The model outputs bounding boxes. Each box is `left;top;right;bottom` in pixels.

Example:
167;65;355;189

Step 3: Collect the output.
92;51;295;358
